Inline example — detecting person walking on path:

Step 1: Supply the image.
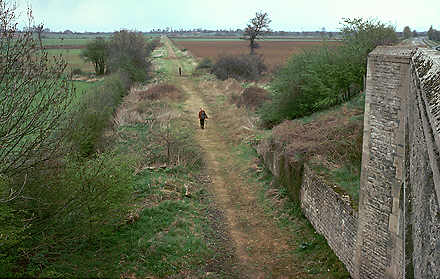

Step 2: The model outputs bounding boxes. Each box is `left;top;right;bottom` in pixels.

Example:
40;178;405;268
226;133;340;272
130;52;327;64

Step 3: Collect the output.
198;108;208;129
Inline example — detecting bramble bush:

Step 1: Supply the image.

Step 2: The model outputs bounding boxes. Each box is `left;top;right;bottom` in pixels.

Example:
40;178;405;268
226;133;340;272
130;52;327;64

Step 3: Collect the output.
212;54;266;81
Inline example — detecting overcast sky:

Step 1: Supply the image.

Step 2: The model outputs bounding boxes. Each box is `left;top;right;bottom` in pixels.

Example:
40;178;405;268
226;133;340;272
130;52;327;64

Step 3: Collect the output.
15;0;440;32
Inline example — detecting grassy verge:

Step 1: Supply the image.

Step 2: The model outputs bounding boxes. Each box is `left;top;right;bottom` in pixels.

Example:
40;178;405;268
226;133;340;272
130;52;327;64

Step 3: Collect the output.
46;49;94;73
32;166;214;278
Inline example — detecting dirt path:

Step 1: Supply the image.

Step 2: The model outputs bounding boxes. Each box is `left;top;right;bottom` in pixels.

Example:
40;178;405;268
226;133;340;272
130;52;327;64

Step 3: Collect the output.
162;37;305;278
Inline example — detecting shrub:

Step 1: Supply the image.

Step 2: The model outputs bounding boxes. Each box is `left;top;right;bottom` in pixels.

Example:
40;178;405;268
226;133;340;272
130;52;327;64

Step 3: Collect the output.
260;47;348;126
212;54;266;81
0;2;74;178
235;86;270;111
15;152;134;245
60;153;133;232
260;18;398;127
69;73;128;156
72;68;83;75
0;179;27;275
107;30;151;82
196;57;213;70
80;37;108;75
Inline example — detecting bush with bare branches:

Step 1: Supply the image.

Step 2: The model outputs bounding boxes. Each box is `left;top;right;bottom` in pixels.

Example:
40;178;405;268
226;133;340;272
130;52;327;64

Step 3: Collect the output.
0;1;74;183
212;54;266;81
107;30;151;82
235;86;270;111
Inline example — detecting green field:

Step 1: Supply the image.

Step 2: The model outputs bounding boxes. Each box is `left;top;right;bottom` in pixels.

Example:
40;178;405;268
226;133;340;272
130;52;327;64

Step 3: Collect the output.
41;35;155;47
42;38;93;46
46;49;94;73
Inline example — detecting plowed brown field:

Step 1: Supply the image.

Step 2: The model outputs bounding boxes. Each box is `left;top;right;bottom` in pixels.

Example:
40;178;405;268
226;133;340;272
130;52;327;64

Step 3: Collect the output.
174;40;340;70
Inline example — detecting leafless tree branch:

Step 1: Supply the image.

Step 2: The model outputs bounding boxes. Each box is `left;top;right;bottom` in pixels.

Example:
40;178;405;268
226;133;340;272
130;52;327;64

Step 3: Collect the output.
0;0;74;186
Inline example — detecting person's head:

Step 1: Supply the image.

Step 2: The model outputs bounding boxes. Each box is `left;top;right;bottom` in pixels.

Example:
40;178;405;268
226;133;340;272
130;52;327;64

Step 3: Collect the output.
200;107;203;111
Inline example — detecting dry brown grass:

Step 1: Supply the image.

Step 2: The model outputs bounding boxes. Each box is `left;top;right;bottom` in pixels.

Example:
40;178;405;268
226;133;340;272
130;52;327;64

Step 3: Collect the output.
197;78;262;144
272;103;364;167
112;83;183;127
138;83;183;101
111;81;203;173
235;86;270;111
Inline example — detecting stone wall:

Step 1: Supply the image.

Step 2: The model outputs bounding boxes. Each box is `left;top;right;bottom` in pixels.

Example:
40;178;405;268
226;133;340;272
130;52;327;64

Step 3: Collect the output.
301;165;358;275
407;48;440;279
355;47;412;279
357;46;440;279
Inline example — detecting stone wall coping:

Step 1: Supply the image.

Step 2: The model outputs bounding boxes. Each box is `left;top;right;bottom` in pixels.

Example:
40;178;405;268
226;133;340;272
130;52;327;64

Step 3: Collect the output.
369;46;414;62
412;48;440;207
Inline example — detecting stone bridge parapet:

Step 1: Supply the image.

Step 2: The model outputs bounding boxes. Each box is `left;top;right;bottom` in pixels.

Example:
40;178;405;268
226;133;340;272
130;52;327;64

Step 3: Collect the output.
357;46;440;279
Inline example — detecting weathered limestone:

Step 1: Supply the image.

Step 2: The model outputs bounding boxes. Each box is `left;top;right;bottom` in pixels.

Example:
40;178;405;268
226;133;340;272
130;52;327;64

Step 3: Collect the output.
301;165;358;275
355;46;412;279
408;48;440;279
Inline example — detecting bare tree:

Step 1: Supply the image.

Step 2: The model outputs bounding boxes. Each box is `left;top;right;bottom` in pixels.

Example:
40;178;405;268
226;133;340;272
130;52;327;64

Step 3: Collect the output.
107;30;151;81
244;11;271;54
0;0;74;191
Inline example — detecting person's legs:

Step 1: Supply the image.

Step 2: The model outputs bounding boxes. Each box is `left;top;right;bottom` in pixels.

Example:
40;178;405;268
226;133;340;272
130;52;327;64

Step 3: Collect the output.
200;119;204;129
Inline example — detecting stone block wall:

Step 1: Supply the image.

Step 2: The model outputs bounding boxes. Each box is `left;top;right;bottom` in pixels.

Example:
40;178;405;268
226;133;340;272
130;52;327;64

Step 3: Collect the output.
301;165;358;275
355;47;412;279
407;48;440;279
